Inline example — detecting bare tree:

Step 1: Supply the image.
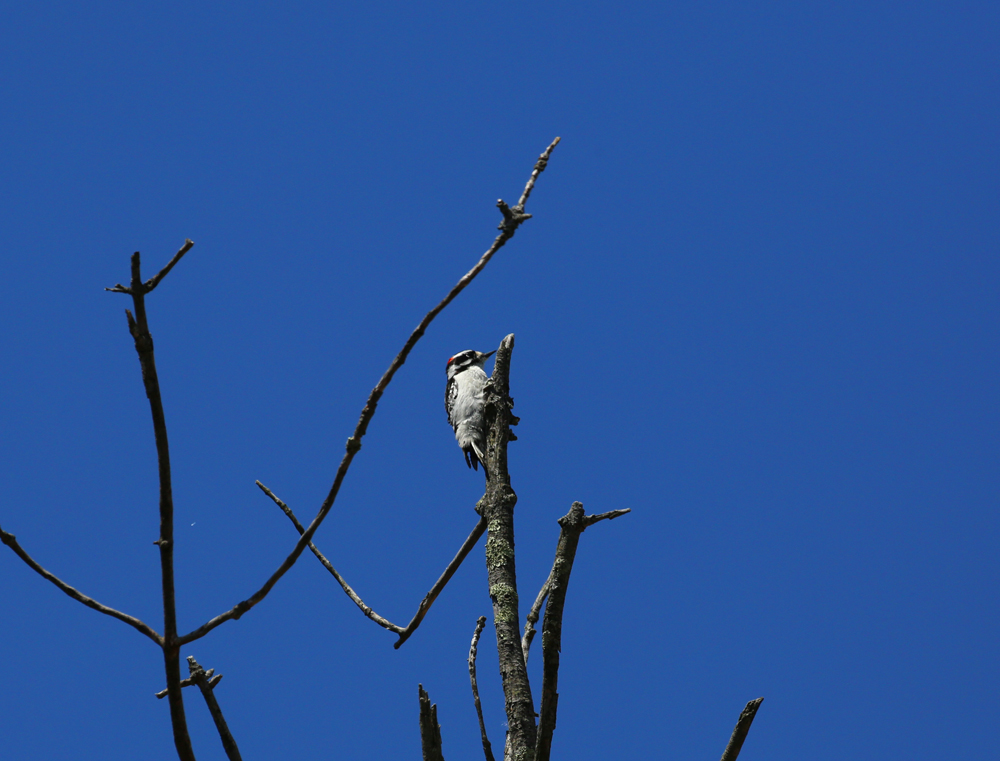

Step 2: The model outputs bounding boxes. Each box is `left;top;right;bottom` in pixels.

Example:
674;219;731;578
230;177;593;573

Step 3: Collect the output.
1;137;763;760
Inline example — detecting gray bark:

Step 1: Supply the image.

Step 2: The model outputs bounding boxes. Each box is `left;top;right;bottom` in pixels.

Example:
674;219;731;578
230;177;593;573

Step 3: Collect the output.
478;334;537;761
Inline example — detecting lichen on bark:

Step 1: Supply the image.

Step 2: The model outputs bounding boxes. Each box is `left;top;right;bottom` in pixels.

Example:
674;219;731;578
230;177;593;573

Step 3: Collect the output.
479;334;537;761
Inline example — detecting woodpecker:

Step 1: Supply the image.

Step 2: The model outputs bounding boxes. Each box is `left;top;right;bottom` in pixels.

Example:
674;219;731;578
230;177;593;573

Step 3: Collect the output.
445;349;496;476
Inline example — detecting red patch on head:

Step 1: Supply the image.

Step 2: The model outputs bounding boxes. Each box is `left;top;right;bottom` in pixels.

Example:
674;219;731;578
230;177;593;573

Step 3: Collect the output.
447;355;455;366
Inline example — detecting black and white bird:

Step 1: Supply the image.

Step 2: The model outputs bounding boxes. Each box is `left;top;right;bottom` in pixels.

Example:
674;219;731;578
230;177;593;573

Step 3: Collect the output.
445;349;495;476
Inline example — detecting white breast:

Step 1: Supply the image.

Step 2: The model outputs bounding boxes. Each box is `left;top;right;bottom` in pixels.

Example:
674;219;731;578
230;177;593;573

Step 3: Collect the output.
451;366;488;447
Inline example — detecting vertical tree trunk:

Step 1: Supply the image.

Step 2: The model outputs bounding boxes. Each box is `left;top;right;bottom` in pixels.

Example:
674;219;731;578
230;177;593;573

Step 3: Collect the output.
479;335;537;761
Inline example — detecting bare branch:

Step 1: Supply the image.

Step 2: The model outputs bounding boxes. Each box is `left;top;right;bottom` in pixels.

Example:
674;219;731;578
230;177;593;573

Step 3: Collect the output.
521;575;551;667
719;698;764;761
108;248;195;760
256;480;404;634
156;657;239;761
12;240;203;758
394;516;487;648
256;480;487;645
517;137;561;209
155;671;222;699
144;239;194;292
0;524;163;646
535;502;630;761
469;616;497;761
104;239;194;294
582;508;631;527
180;139;560;647
418;684;446;761
478;334;537;761
188;656;243;761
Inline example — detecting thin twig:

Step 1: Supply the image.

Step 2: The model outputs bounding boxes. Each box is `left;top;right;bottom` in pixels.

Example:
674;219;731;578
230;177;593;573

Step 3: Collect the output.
521;575;552;667
155;672;223;699
418;684;446;761
719;698;764;761
179;138;560;648
469;616;496;761
478;334;537;761
188;656;243;761
105;244;197;761
517;137;560;208
255;481;404;633
582;508;631;527
395;516;487;648
144;239;195;293
0;524;163;646
535;503;630;761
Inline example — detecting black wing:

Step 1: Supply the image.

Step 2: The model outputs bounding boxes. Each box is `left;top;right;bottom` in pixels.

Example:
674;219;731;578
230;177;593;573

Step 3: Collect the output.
445;376;459;431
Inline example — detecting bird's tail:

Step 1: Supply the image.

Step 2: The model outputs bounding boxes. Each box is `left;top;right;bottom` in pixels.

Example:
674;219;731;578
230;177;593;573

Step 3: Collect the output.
470;441;489;480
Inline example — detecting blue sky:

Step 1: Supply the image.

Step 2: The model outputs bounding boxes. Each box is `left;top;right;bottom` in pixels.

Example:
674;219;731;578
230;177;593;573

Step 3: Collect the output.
1;2;997;759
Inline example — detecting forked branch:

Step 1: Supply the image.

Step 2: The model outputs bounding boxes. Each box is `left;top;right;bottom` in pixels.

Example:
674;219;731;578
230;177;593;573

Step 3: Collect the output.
535;503;630;761
105;239;194;295
107;245;195;761
255;480;488;646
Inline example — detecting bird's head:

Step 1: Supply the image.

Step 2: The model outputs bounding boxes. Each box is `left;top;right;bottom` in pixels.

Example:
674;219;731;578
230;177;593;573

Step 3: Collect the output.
446;349;496;378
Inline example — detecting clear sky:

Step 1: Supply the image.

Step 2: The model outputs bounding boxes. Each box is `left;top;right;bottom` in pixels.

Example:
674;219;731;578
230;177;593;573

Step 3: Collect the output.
1;2;997;759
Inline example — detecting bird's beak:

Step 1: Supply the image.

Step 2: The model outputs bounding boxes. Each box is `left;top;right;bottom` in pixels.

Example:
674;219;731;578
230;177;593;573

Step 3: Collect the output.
481;350;496;360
